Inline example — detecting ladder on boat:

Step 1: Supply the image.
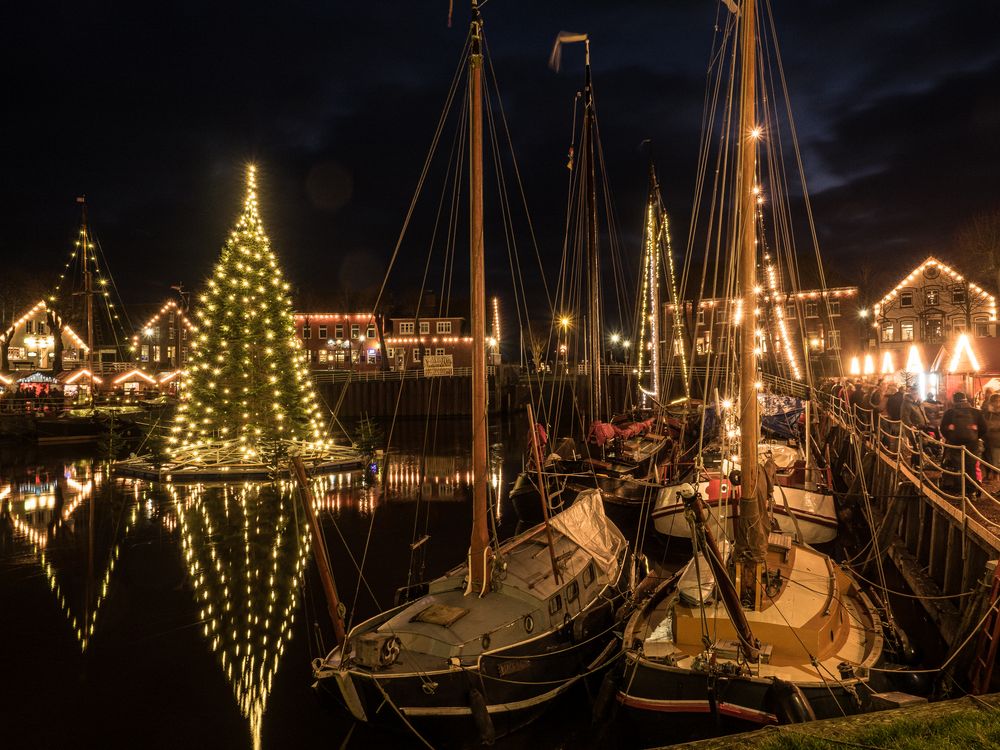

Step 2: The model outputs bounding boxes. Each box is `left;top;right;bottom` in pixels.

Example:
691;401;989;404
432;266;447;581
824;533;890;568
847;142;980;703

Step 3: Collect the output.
970;564;1000;694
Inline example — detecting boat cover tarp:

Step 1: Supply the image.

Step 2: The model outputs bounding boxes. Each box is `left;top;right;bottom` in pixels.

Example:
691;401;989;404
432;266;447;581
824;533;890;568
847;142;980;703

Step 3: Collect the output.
760;393;804;440
588;418;656;446
549;489;626;585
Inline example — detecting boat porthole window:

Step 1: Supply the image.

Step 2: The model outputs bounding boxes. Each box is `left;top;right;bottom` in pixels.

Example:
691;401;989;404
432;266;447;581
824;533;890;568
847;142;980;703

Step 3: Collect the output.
583;562;595;588
566;581;579;602
523;615;534;633
482;633;491;650
548;595;562;616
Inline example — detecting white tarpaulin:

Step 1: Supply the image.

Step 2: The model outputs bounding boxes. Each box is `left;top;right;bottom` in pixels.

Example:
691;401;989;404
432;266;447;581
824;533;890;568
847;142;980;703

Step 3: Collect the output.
549;489;626;585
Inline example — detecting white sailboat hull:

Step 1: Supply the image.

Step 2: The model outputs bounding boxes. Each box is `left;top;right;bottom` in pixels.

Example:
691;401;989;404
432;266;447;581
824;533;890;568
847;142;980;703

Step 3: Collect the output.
651;480;838;544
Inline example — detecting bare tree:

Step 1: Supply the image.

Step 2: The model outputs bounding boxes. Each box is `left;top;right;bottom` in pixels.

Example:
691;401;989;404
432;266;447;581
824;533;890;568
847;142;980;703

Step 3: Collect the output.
954;207;1000;299
524;320;551;371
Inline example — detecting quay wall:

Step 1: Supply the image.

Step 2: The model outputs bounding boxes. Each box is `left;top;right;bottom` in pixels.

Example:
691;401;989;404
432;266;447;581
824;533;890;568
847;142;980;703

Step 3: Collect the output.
317;372;639;420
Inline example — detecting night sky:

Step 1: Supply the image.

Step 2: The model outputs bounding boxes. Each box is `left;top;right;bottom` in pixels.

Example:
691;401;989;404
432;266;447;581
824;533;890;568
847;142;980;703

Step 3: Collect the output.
2;1;998;320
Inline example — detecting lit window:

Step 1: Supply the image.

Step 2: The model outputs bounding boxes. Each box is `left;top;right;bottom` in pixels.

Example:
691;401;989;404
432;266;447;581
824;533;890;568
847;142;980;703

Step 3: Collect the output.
412;348;421;362
351;324;360;339
828;330;841;350
926;289;940;305
881;323;894;342
901;321;914;341
975;319;990;338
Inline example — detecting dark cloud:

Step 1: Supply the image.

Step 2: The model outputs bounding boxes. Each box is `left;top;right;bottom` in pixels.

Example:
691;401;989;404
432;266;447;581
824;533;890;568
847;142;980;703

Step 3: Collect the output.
0;1;996;317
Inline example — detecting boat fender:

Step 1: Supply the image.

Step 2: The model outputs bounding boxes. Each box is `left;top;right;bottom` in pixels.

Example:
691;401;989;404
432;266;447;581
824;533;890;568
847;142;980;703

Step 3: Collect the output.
765;677;816;724
469;688;495;746
592;662;623;724
729;469;742;486
881;663;933;696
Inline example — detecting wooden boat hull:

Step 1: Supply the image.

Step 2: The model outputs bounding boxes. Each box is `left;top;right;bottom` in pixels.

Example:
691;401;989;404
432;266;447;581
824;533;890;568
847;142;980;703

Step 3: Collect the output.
317;624;623;743
651;483;838;544
618;654;878;736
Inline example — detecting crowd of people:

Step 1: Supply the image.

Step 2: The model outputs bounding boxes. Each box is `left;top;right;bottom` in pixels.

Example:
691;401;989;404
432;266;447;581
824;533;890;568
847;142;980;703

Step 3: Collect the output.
825;378;1000;494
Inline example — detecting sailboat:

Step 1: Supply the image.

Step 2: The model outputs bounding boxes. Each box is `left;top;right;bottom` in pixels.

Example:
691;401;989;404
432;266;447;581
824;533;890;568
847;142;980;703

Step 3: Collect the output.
651;438;840;544
509;38;675;537
618;0;885;732
311;4;631;744
35;198;143;446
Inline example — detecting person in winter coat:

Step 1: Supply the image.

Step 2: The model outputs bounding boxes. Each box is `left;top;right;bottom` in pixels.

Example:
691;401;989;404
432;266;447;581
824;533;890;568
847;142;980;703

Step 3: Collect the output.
901;387;928;461
983;393;1000;481
886;385;904;421
849;381;867;421
922;392;944;438
941;392;988;494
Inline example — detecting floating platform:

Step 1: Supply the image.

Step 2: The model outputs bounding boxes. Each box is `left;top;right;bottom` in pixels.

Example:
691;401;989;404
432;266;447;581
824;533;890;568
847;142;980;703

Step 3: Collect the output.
112;439;365;483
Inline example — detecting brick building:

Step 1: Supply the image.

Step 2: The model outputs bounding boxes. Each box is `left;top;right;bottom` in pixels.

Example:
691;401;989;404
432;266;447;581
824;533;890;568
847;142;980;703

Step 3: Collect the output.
386;315;472;370
293;312;383;370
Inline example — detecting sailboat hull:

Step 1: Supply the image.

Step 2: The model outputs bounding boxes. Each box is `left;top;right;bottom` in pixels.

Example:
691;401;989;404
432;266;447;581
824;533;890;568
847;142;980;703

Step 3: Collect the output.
651;481;838;544
317;625;622;743
618;655;878;735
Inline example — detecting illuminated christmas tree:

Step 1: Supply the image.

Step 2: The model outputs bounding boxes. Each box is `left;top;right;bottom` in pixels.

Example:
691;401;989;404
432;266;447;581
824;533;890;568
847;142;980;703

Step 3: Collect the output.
170;165;326;461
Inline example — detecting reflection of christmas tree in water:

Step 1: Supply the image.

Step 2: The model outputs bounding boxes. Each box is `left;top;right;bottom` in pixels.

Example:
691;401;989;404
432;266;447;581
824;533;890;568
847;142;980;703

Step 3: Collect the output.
170;165;327;464
175;482;308;748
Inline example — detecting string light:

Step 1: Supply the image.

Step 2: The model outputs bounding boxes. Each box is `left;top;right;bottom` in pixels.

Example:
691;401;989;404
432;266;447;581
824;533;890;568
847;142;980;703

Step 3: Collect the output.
171;165;328;461
948;333;981;373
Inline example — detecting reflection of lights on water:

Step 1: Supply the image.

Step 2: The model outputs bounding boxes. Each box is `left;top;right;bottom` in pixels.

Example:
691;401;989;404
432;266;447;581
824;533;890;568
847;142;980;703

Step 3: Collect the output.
174;480;309;748
7;464;138;651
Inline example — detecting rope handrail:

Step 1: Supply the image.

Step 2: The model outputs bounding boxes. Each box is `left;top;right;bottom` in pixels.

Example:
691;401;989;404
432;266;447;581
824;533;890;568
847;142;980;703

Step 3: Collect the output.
816;389;1000;525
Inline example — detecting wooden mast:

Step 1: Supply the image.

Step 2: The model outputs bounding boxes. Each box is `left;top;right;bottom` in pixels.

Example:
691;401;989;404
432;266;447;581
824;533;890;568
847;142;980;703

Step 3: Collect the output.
583;40;602;424
292;456;346;646
467;0;491;595
737;0;759;502
82;199;95;408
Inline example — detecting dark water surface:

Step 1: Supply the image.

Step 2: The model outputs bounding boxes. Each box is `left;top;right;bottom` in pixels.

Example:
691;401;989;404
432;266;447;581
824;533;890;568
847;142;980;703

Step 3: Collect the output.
0;420;644;750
